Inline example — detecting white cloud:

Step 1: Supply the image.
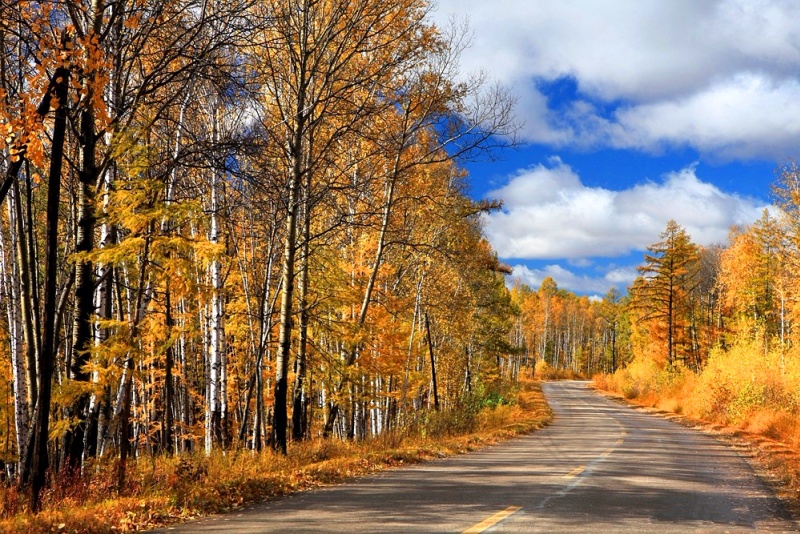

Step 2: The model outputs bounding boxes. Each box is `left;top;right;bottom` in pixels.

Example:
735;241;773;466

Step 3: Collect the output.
605;266;640;286
431;0;800;159
509;264;637;296
609;74;800;159
434;0;800;98
429;1;794;293
484;159;768;260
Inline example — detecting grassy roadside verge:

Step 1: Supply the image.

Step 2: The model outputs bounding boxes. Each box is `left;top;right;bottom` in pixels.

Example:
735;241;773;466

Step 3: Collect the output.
592;380;800;519
0;381;552;533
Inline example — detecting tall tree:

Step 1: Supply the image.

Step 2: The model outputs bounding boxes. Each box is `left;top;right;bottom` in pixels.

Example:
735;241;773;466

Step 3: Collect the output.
28;55;71;513
64;0;107;472
718;210;789;347
630;220;700;366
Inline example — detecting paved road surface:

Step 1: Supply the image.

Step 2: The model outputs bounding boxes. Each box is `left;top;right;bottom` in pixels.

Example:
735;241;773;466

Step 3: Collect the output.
156;381;798;533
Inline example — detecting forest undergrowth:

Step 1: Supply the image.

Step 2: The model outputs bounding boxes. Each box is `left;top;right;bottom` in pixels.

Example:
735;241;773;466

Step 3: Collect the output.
0;379;552;533
594;340;800;515
533;359;585;381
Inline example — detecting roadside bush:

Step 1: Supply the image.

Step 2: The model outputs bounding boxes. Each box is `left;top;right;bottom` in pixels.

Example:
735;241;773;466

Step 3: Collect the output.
597;356;670;404
693;342;778;424
416;405;479;437
596;339;800;447
534;359;584;380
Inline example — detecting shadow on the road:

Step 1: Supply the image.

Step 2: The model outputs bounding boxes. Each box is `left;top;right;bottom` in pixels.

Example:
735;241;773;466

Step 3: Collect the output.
155;381;797;533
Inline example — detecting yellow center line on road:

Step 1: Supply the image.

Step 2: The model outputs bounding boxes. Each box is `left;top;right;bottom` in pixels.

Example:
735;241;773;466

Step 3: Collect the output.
564;465;585;479
462;506;523;534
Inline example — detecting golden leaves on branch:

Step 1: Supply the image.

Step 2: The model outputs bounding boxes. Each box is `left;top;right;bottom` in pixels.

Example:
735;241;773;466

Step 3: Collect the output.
123;15;142;30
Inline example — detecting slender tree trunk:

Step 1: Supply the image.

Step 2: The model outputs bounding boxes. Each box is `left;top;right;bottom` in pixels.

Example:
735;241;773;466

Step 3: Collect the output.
117;232;152;493
0;206;27;475
464;345;472;395
273;169;301;453
158;82;192;456
164;288;174;454
85;168;115;462
205;103;226;453
611;321;617;372
252;361;264;450
400;276;422;423
273;21;309;449
179;298;193;453
291;181;312;441
26;63;70;511
249;205;280;451
11;181;38;423
425;312;439;411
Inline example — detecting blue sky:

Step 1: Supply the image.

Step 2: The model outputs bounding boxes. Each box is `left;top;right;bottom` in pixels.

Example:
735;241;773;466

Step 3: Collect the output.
431;0;796;298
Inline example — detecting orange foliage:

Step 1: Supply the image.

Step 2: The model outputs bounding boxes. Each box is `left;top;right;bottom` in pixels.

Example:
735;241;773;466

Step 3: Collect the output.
0;380;551;533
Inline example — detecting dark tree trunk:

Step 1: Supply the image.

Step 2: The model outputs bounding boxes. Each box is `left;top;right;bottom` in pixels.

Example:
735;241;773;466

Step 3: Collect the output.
272;173;299;454
425;312;439;411
27;64;70;511
66;0;105;471
164;286;174;454
291;189;311;442
65;88;98;472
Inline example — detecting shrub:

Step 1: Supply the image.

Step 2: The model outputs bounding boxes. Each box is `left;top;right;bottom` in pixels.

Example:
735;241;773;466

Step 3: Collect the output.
534;359;584;380
596;339;800;447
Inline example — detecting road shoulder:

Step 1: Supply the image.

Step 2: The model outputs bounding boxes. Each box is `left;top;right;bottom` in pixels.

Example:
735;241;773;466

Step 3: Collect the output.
591;383;800;523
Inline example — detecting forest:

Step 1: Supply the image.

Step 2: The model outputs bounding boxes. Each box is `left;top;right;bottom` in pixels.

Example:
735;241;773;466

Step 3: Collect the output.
514;187;800;381
0;0;526;514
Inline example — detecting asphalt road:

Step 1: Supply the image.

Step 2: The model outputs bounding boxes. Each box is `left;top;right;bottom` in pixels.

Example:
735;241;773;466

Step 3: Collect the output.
157;381;799;533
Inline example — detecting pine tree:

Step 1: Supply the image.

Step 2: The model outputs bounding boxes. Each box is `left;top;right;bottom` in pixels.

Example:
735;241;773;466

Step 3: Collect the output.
631;220;700;366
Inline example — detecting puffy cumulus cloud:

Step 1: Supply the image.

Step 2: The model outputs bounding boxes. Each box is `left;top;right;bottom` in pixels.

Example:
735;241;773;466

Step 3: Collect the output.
716;0;800;67
433;0;800;98
430;0;800;158
609;74;800;159
484;159;768;260
432;1;730;98
509;264;638;296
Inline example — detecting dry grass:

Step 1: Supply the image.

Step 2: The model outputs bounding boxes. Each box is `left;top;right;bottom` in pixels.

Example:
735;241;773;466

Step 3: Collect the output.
534;359;585;381
594;342;800;446
0;380;552;533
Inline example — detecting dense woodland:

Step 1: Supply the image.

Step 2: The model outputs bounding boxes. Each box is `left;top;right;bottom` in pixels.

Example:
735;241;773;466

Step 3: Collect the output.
600;170;800;441
0;0;525;510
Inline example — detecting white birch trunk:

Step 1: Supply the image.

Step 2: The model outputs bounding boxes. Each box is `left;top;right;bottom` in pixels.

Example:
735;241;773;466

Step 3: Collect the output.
206;102;225;454
0;205;27;465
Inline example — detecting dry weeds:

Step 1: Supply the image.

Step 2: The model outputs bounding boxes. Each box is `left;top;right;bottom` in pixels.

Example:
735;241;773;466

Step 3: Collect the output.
0;381;552;533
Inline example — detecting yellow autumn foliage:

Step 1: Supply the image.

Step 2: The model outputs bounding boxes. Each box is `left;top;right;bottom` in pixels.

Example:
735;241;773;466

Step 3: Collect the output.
596;339;800;447
0;380;551;533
